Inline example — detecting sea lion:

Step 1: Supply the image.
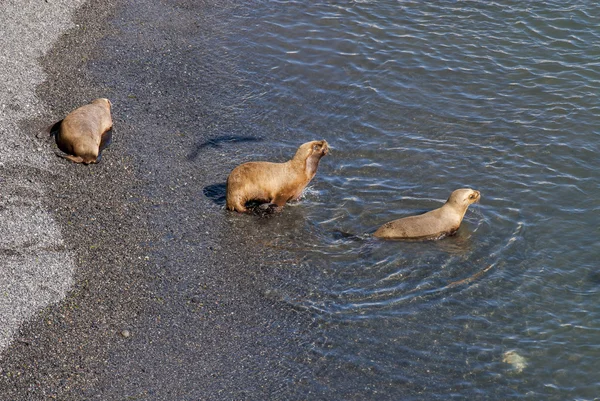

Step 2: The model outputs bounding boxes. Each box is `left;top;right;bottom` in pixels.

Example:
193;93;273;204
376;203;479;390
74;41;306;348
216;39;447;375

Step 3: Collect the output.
374;188;480;240
226;140;329;213
54;98;113;164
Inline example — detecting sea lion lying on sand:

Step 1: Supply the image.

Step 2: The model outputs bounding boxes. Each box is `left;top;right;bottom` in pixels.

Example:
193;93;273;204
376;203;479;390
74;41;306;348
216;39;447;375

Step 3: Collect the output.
53;98;113;164
226;140;329;213
374;188;480;240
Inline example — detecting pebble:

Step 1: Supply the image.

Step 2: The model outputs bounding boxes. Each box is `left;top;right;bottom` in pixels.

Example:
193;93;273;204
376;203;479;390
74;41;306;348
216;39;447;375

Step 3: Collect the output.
502;350;527;373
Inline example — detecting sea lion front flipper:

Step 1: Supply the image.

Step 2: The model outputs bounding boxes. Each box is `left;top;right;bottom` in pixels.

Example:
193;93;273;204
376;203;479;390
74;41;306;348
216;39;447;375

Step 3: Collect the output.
271;194;290;208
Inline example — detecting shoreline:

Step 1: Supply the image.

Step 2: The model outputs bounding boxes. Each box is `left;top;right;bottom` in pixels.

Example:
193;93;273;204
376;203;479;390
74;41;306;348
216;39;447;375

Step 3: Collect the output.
1;0;315;399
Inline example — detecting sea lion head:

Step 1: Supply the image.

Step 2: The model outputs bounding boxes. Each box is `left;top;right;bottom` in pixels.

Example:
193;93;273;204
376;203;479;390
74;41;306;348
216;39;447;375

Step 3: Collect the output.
293;140;329;177
91;98;112;109
447;188;480;209
294;140;329;158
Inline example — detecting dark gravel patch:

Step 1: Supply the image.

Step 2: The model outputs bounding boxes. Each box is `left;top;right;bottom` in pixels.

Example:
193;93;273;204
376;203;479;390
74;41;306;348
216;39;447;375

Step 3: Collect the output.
0;1;320;399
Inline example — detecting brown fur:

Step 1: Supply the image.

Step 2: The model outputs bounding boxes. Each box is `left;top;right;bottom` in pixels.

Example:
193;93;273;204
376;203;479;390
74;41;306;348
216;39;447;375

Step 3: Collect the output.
374;188;480;240
56;98;113;164
226;140;329;213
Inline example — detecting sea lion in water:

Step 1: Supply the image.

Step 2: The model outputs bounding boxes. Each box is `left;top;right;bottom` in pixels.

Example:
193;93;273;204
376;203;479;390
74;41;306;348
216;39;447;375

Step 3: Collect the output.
54;98;113;164
374;188;480;240
226;140;329;213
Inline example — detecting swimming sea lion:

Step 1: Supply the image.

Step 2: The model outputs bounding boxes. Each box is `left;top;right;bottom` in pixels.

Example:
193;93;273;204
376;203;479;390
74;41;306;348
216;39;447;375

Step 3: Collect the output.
226;140;329;213
374;188;480;240
54;98;113;164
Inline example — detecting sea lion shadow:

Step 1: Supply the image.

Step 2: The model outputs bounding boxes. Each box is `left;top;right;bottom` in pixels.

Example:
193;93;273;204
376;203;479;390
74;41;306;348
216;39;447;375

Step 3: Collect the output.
187;135;263;160
588;271;600;285
48;119;71;157
49;119;63;138
203;182;227;206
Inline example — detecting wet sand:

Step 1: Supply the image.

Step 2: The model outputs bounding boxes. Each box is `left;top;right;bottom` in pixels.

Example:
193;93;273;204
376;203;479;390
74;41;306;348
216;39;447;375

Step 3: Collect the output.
0;0;316;399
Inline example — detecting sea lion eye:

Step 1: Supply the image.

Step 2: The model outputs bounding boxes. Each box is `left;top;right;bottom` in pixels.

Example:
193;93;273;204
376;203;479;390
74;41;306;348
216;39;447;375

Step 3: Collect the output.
313;144;320;151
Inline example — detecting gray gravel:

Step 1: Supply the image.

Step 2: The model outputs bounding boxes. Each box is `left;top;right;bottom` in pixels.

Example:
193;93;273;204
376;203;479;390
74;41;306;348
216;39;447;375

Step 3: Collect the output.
0;0;317;400
0;0;84;354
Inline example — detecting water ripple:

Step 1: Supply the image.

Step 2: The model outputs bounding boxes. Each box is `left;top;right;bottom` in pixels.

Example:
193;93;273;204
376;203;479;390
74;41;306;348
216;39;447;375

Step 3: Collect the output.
230;0;600;398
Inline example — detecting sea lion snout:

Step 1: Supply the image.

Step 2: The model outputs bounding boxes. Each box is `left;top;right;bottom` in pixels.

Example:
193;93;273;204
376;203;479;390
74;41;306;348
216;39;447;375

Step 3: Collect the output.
311;140;330;157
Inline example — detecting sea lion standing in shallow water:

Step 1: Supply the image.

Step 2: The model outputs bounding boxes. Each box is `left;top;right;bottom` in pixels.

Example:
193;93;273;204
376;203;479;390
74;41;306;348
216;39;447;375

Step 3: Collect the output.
374;188;480;240
54;98;113;164
226;140;329;213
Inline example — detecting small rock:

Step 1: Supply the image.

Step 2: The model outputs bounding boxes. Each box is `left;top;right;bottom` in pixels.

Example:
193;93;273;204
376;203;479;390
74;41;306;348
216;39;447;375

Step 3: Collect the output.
502;350;527;373
121;329;131;338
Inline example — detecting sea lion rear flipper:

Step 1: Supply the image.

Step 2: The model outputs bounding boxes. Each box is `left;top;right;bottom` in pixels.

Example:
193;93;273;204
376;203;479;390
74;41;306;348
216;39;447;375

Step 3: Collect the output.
251;203;281;217
60;154;85;164
332;229;367;242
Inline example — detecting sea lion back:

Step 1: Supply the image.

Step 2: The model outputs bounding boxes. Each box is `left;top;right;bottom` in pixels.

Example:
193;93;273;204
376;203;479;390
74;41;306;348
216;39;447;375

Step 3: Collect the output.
374;209;454;239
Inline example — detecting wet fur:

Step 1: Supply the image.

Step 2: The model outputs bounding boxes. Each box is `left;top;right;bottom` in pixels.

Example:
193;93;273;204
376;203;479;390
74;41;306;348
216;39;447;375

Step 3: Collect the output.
226;140;329;213
374;188;480;240
55;98;113;164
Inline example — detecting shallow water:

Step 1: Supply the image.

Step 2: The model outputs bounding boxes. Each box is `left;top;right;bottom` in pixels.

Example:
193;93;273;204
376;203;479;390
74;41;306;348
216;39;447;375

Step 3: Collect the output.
219;1;599;399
